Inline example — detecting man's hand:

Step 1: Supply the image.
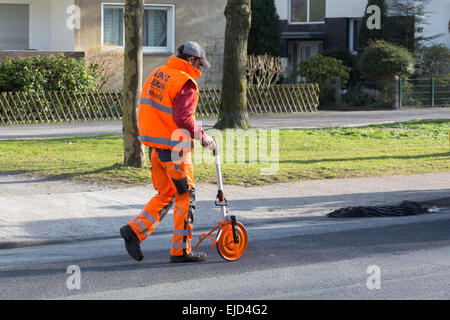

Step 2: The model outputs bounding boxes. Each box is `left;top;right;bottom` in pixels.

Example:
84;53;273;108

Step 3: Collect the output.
202;135;216;150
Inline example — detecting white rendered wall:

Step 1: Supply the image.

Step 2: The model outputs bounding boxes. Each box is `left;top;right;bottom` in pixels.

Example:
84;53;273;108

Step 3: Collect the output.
326;0;366;18
50;0;75;50
276;0;367;20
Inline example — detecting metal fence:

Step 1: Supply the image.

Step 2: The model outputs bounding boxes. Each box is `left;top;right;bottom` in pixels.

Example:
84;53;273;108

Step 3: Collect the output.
400;77;450;107
0;84;319;125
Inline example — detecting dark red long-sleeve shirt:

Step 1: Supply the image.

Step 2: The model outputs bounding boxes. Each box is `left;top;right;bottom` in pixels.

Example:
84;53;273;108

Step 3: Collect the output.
173;80;206;142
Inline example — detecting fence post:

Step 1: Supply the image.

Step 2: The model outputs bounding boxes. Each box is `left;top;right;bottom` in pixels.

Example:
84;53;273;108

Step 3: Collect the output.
393;76;400;110
430;77;435;107
335;76;342;108
399;77;403;109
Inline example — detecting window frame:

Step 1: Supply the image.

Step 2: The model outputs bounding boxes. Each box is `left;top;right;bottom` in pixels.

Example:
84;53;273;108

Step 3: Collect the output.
289;0;326;25
101;2;175;54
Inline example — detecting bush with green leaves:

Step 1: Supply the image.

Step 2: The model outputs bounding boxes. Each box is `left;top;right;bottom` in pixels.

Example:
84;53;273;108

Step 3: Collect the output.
416;44;450;77
293;54;351;87
322;47;359;80
358;40;415;80
293;54;351;107
248;0;281;56
322;48;354;69
344;84;382;107
0;54;97;92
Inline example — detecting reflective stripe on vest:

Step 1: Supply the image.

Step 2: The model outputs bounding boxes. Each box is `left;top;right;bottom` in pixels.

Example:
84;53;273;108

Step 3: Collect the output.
139;135;194;150
140;98;173;115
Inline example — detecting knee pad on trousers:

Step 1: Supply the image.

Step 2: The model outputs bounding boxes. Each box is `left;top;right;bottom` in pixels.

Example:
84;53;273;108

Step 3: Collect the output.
172;176;189;195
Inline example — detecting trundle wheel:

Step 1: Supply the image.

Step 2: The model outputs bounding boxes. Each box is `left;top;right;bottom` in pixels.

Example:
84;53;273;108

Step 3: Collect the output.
216;221;248;261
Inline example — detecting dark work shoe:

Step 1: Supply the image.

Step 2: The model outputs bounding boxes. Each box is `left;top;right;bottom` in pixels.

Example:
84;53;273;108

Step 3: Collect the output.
120;225;143;262
170;251;207;263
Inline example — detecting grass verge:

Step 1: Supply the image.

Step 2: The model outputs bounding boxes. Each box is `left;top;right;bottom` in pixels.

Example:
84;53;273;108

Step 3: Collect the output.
0;119;448;187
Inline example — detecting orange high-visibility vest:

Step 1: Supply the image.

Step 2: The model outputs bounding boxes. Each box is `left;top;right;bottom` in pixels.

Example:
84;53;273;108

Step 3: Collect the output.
139;56;201;151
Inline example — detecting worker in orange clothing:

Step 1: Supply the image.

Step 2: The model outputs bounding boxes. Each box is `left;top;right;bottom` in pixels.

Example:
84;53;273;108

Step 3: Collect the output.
120;41;216;263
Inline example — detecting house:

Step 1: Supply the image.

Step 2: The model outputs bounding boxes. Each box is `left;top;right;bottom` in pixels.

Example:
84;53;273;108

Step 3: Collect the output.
0;0;227;88
275;0;450;77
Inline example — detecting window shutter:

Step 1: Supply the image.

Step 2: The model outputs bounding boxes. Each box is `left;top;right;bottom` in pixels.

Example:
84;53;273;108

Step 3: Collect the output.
0;4;29;50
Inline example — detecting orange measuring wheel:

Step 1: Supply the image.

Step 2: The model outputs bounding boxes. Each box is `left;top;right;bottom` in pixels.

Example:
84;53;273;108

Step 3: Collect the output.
193;140;248;261
216;220;248;261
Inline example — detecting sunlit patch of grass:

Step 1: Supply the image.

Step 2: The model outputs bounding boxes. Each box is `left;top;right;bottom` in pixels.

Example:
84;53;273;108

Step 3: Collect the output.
0;119;448;186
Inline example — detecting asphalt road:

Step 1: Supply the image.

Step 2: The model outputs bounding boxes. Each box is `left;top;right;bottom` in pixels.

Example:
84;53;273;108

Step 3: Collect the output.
1;209;450;301
1;108;449;139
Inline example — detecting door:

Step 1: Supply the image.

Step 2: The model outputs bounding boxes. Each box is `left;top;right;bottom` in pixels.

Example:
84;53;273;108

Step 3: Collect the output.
290;41;322;83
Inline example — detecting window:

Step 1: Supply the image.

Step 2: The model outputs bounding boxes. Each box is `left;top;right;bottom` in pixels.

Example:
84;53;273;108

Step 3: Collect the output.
143;8;167;48
348;19;361;53
102;4;174;53
103;7;124;46
290;0;326;23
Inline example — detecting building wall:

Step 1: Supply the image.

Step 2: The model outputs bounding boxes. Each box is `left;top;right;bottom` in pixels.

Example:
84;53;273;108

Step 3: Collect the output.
326;0;366;18
75;0;226;88
50;0;76;51
32;0;52;50
324;18;348;50
276;0;367;20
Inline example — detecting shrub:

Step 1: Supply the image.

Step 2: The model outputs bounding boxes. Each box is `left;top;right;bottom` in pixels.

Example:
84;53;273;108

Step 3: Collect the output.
322;47;354;69
415;44;450;77
293;54;351;88
293;54;351;107
322;47;358;80
247;54;283;87
0;54;97;92
85;44;124;90
344;84;382;106
358;40;415;80
248;0;281;56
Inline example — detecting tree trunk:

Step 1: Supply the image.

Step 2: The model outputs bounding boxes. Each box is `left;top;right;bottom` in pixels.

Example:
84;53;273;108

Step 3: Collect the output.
214;0;251;130
122;0;146;167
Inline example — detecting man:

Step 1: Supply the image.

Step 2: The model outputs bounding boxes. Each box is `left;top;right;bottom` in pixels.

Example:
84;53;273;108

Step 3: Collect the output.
120;41;216;263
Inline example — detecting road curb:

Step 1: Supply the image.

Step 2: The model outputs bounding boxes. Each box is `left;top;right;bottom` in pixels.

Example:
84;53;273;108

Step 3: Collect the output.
1;196;449;251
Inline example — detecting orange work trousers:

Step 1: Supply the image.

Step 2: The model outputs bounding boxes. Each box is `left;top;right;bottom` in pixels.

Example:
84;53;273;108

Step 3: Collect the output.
128;148;195;257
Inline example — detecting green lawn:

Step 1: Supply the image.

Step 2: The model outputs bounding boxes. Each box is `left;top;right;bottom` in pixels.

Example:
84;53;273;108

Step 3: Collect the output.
0;119;448;186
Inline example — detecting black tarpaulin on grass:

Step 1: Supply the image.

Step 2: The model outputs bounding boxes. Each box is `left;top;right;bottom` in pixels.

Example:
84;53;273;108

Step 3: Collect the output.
328;201;428;218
